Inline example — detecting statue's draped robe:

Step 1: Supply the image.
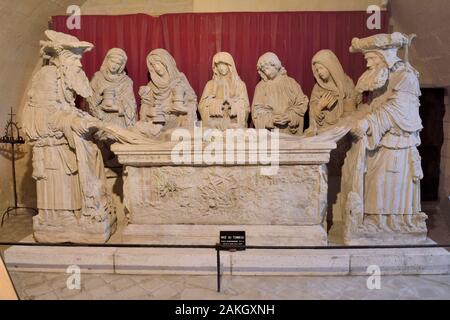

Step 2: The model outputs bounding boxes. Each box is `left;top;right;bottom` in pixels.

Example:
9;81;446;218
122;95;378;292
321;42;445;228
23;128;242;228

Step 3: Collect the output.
198;52;249;129
140;73;197;130
88;70;137;128
199;78;249;130
139;49;197;133
23;65;112;219
309;51;360;130
252;74;308;135
336;64;423;221
363;65;423;216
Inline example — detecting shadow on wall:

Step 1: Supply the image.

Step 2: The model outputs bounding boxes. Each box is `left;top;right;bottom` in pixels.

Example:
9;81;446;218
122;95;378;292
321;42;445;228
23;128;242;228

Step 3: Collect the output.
0;144;36;212
0;144;27;162
418;88;446;202
18;147;37;209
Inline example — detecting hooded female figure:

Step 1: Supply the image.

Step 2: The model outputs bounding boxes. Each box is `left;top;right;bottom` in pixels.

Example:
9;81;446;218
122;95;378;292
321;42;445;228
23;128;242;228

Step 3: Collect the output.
139;48;197;133
88;48;137;128
199;52;249;129
309;50;361;132
252;52;309;135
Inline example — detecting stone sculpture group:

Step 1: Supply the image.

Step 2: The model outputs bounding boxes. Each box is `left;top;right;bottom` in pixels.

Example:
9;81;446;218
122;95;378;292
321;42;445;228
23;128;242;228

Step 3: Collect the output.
22;30;427;246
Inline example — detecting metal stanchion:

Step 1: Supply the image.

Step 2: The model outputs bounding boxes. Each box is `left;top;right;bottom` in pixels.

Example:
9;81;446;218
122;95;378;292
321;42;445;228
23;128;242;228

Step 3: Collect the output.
216;244;221;293
0;107;37;227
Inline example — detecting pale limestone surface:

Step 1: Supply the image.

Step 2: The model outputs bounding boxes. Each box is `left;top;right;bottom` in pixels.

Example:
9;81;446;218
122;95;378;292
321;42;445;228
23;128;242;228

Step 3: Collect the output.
199;52;249;129
4;237;450;276
122;165;326;226
22;31;117;243
111;131;345;246
5;270;449;300
3;206;450;299
252;52;309;135
87;48;137;167
137;48;197;138
88;48;137;129
121;225;327;246
331;33;428;245
4;240;116;274
8;271;450;300
307;49;361;133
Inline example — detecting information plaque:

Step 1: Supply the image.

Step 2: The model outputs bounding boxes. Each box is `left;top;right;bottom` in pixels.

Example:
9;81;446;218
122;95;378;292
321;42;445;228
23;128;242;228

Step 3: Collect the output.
219;231;246;250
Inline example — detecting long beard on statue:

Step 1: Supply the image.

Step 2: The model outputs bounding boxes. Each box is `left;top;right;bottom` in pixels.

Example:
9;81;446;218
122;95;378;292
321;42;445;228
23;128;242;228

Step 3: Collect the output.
63;65;93;98
355;66;389;93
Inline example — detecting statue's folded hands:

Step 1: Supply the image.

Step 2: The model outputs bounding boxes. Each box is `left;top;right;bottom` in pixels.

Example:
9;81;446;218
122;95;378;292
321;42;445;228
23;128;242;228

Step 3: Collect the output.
169;101;190;115
209;100;224;117
273;114;290;126
198;52;249;129
252;52;308;135
287;111;302;128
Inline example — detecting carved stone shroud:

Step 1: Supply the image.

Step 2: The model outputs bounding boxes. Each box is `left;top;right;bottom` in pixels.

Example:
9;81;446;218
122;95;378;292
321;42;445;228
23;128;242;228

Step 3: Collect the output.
112;135;336;245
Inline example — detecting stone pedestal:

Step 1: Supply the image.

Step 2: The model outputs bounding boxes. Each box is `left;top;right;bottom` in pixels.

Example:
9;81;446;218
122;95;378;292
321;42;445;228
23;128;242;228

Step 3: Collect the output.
121;224;327;246
5;235;449;276
329;221;428;246
112;134;335;246
32;215;117;244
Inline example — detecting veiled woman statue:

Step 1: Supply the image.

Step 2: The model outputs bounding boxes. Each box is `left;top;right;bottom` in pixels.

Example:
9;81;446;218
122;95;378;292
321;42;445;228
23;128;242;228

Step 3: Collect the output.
308;50;361;133
87;48;137;166
87;48;137;128
138;48;197;137
198;52;249;129
252;52;309;135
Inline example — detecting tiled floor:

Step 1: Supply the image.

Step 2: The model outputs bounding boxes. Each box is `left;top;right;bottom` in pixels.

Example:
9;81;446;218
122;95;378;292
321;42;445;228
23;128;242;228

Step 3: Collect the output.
8;272;450;300
0;211;35;244
1;203;450;300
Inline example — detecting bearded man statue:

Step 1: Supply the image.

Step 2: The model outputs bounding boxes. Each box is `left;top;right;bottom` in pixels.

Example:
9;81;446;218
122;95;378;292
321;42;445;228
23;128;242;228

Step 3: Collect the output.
330;32;427;245
22;30;116;243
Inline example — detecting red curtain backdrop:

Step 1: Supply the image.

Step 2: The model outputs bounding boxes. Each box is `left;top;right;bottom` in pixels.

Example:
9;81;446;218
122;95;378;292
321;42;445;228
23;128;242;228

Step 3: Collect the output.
52;11;388;115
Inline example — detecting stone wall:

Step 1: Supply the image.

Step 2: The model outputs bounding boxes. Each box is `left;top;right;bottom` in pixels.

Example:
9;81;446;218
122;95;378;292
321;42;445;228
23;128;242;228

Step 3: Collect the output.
440;93;450;208
390;0;450;208
80;0;385;15
390;0;450;87
81;0;193;15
